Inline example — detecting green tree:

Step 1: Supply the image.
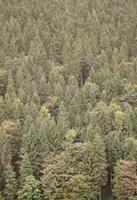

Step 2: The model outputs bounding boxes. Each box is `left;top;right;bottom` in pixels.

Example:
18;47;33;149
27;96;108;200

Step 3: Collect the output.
42;139;107;200
0;193;5;200
82;80;100;108
19;148;33;183
17;176;44;200
4;164;17;200
105;131;126;166
56;103;70;148
84;134;107;198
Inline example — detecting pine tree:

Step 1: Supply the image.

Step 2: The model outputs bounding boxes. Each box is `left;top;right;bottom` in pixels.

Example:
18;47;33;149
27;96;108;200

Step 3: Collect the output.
56;103;70;146
17;176;44;200
0;127;12;191
105;131;126;166
84;134;107;197
4;164;17;200
65;76;81;127
22;123;38;176
124;137;137;161
38;113;57;151
82;79;100;108
38;75;47;104
19;148;33;184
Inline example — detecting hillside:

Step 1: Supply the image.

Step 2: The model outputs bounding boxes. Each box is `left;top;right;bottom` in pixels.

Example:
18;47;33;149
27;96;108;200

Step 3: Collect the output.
0;0;137;199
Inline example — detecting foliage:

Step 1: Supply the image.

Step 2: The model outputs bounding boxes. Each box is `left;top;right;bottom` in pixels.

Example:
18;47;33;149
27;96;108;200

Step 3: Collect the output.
4;164;17;200
42;140;107;200
17;176;44;200
0;0;137;199
113;160;137;200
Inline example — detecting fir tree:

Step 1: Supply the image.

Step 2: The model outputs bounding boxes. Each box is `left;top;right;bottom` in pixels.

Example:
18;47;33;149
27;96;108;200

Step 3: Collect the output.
17;176;44;200
4;164;17;200
19;148;33;184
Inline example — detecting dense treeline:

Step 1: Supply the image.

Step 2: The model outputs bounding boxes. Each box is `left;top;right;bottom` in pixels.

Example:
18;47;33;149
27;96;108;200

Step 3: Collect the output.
0;0;137;199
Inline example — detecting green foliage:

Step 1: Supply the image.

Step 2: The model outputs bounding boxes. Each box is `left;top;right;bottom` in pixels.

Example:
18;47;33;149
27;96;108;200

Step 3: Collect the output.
4;164;17;200
19;148;33;183
84;134;108;191
105;131;126;166
42;139;107;200
83;80;100;107
17;176;44;200
0;0;137;199
129;197;137;200
125;137;137;161
113;162;122;200
0;193;5;200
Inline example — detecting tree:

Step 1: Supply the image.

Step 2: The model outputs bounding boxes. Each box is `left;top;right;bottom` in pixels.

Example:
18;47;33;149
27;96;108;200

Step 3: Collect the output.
0;193;5;200
64;75;81;127
82;80;100;108
2;120;20;172
38;112;57;152
85;101;114;135
84;134;108;198
41;143;90;200
124;137;137;162
113;160;137;200
105;131;126;166
4;164;17;200
129;197;137;200
22;123;40;176
19;148;33;184
42;139;107;200
17;176;44;200
56;103;70;147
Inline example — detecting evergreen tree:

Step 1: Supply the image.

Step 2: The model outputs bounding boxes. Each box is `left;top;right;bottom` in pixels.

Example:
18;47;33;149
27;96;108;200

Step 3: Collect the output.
19;148;33;184
56;103;70;147
84;134;107;197
1;0;137;198
4;164;17;200
17;176;44;200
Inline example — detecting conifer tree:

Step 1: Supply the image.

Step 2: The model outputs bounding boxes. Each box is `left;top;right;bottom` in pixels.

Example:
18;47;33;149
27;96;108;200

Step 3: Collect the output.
17;176;44;200
56;103;70;145
85;134;107;197
39;113;57;151
19;148;33;184
4;164;17;200
22;123;38;175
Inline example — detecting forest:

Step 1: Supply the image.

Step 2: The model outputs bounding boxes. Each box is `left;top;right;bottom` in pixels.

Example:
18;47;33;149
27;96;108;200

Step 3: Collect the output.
0;0;137;199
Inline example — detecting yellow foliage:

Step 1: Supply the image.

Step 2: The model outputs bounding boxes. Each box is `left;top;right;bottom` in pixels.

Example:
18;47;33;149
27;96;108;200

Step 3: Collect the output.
110;101;121;112
0;69;7;78
115;111;125;121
40;105;50;118
124;83;137;92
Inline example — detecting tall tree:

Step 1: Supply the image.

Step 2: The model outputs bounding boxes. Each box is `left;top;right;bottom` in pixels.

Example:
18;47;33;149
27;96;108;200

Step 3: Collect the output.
4;164;17;200
113;160;137;200
17;176;44;200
